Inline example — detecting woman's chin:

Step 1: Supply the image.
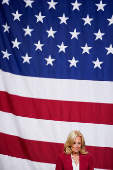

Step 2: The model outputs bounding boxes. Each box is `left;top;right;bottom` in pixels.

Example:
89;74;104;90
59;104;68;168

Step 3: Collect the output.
73;150;80;154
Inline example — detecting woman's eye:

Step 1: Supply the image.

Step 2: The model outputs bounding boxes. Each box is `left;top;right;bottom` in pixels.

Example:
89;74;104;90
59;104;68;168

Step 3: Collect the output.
73;142;76;144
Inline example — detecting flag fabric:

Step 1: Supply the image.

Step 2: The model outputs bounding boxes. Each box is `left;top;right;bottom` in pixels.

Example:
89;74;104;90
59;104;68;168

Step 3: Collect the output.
0;0;113;170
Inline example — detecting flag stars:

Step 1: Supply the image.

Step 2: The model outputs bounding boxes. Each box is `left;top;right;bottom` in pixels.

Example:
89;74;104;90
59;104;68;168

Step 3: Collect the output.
95;0;107;11
82;15;93;26
107;15;113;26
70;28;80;39
45;55;55;66
57;42;68;53
81;44;92;54
58;13;69;25
2;0;10;5
105;44;113;55
68;57;79;67
23;0;34;8
1;49;11;60
12;10;22;21
46;27;57;38
71;0;82;11
35;12;46;23
94;29;105;40
34;40;44;51
92;58;103;69
11;38;21;49
23;25;34;36
47;0;58;10
2;23;10;33
21;53;32;64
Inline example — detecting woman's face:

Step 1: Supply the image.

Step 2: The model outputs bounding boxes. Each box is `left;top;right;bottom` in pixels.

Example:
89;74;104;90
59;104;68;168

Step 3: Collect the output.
71;136;82;154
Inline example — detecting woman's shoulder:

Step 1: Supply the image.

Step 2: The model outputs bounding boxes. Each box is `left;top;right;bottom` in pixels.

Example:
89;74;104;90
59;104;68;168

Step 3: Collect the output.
80;153;93;160
58;153;67;157
58;153;71;159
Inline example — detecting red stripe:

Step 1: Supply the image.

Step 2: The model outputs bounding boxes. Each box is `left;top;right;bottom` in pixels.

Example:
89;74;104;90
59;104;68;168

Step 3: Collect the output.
0;132;113;169
0;91;113;125
86;146;113;169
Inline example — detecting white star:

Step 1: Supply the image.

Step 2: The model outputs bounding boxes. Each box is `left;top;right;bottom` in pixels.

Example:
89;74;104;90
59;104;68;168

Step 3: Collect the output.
68;57;79;67
82;15;93;26
23;25;33;36
107;15;113;26
71;0;82;11
46;27;57;38
34;40;44;51
95;0;106;11
2;0;10;5
58;13;69;25
47;0;58;9
1;49;11;60
21;53;32;64
2;23;10;33
92;58;103;69
45;55;55;66
23;0;34;8
94;29;105;40
70;28;80;39
57;42;68;53
35;12;46;23
12;10;22;21
105;44;113;55
81;43;92;54
11;38;21;49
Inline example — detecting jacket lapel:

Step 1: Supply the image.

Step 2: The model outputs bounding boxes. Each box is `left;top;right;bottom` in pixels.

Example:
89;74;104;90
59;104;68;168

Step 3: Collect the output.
65;154;73;170
79;153;87;170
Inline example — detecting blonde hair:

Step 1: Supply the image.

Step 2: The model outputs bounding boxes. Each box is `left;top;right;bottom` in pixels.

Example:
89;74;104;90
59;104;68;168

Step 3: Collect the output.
64;130;88;155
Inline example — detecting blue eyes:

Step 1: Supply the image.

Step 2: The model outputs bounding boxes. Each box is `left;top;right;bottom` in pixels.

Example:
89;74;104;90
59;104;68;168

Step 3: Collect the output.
73;142;81;144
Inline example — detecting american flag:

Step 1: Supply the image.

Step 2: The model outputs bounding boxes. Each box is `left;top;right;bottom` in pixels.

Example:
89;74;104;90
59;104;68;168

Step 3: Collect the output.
0;0;113;169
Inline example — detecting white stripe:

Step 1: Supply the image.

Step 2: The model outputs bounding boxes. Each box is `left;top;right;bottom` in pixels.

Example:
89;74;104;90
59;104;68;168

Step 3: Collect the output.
0;69;113;104
0;154;107;170
0;111;113;148
0;154;55;170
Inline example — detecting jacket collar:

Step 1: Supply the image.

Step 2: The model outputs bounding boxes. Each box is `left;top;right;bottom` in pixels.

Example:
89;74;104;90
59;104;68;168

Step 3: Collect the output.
66;152;82;170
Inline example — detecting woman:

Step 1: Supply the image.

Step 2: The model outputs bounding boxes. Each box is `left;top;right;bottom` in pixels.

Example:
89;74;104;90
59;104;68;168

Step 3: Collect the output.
55;130;94;170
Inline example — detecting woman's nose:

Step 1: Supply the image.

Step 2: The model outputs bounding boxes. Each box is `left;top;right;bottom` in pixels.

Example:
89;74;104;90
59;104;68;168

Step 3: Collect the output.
75;144;78;147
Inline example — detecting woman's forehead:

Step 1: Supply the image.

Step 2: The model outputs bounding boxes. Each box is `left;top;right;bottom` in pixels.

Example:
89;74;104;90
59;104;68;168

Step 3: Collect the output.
74;136;82;141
